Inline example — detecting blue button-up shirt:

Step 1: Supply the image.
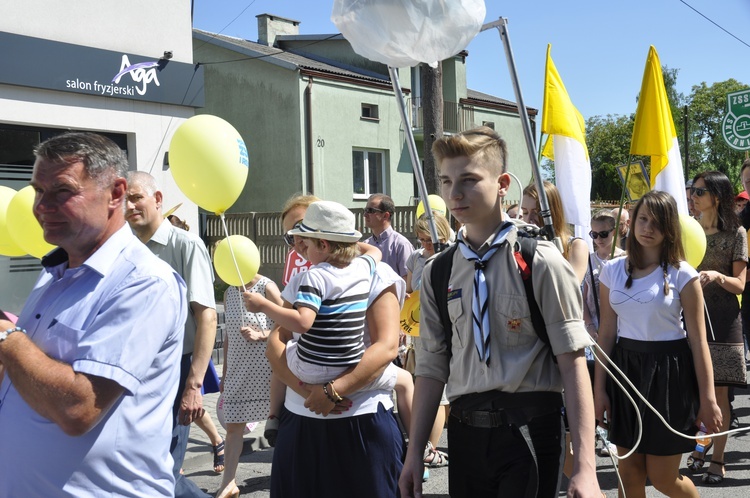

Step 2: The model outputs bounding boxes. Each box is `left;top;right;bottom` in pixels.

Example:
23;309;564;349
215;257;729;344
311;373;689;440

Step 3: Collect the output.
0;224;187;497
365;226;414;278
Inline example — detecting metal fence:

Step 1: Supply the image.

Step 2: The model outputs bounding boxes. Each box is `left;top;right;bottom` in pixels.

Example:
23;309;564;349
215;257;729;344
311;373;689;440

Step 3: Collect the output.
205;206;424;288
204;200;628;352
204;201;629;287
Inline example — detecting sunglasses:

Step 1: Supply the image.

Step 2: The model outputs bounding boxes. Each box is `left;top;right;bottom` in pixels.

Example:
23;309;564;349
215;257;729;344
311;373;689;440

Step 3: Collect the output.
690;186;709;197
589;228;614;239
283;221;302;246
364;207;384;214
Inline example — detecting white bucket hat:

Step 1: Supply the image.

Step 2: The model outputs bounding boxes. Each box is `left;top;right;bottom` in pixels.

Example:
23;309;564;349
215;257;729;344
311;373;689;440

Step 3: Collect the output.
288;200;362;243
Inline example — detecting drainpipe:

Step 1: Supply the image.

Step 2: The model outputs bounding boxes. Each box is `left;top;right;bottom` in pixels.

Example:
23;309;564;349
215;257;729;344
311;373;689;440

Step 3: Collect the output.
305;77;314;194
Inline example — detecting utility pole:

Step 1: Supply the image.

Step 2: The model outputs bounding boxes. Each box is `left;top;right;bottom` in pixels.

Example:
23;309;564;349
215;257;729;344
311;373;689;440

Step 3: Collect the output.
683;104;689;180
421;62;443;195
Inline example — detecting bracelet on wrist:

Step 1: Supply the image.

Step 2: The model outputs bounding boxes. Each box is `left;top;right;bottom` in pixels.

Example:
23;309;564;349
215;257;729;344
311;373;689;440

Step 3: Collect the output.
323;380;343;403
329;380;344;402
322;383;339;404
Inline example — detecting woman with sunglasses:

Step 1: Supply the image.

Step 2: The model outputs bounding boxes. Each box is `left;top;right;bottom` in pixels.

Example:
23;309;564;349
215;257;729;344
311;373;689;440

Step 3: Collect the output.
521;181;588;283
580;210;626;460
263;194;408;498
583;210;625;341
686;171;748;484
280;195;319;286
405;212;452;476
594;190;721;498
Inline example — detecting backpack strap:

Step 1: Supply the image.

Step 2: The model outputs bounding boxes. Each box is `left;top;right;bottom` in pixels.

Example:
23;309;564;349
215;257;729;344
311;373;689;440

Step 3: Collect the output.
587;255;601;323
514;236;551;357
430;244;459;358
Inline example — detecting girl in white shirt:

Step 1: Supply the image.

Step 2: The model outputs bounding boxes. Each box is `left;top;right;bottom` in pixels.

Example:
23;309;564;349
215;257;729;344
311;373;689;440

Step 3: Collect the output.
594;190;721;498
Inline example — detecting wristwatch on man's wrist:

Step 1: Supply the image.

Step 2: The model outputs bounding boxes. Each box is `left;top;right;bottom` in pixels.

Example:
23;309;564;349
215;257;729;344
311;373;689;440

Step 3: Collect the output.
0;326;25;343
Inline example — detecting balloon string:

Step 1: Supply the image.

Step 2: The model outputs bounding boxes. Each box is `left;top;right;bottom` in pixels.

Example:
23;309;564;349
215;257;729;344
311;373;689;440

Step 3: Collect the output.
220;213;248;293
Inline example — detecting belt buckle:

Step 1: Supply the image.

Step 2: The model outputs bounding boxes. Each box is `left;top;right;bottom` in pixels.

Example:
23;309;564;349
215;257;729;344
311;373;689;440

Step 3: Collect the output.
470;410;494;428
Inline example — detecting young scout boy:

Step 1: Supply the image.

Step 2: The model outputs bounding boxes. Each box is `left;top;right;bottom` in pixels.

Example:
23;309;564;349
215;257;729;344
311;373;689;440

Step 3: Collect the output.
399;127;601;498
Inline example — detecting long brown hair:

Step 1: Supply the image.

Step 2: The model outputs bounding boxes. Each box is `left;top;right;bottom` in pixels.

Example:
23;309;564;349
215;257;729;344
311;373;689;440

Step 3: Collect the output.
625;190;684;294
523;181;573;259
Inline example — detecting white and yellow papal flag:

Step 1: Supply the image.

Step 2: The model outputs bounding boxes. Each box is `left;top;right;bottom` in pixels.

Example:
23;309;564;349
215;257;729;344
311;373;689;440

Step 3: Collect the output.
630;46;688;215
541;45;591;241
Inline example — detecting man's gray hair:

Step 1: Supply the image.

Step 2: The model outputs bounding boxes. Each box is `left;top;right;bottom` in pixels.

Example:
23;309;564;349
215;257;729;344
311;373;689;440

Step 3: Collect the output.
34;132;128;186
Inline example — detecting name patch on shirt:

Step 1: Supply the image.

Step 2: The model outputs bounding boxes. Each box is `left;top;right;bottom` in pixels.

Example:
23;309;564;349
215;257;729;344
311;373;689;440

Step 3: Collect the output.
447;288;462;301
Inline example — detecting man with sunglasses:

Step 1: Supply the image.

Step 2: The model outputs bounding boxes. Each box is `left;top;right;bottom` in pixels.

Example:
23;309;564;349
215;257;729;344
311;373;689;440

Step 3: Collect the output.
364;193;414;279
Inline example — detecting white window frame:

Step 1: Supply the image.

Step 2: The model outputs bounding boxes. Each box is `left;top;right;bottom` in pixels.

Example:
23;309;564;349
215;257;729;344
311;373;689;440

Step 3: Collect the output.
352;148;386;200
361;103;379;121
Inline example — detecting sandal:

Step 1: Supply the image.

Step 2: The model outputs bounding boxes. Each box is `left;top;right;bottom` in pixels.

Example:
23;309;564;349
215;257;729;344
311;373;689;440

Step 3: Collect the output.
686;441;713;474
212;440;225;474
423;441;449;467
264;415;279;447
702;461;725;485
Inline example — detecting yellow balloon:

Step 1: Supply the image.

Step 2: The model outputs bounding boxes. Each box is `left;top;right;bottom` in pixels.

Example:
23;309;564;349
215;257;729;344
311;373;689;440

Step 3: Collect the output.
400;290;420;337
0;186;27;257
416;194;447;219
7;186;56;259
679;214;706;268
169;115;249;214
214;235;260;287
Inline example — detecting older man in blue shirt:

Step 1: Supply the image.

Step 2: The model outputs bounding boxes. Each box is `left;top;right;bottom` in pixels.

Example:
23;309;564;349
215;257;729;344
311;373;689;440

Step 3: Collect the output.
0;133;187;497
364;193;414;279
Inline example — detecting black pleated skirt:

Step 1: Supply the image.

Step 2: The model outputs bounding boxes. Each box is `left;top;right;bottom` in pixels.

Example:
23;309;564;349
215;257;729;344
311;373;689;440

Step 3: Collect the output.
606;337;699;455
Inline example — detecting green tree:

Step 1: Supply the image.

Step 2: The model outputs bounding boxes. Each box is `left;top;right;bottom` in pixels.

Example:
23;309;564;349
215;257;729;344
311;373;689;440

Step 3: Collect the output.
661;66;687;127
549;65;681;201
586;114;648;201
686;79;749;186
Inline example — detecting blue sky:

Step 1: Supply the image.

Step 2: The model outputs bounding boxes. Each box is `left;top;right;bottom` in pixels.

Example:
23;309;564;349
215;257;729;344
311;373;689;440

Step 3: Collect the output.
192;0;750;121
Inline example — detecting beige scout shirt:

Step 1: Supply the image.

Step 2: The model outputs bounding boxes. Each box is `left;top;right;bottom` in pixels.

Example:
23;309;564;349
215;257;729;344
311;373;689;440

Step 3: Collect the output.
415;225;591;402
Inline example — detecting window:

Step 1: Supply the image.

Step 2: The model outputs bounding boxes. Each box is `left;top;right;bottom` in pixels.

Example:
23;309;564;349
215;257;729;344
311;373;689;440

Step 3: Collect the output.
482;121;495;130
352;149;385;198
361;103;379;121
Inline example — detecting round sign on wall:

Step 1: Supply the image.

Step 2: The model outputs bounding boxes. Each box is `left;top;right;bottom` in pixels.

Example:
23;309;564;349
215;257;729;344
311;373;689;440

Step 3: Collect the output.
721;89;750;151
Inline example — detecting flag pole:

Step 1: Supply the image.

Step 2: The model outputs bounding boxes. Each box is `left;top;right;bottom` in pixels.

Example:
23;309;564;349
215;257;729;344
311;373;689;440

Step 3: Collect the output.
612;156;633;258
484;18;560;250
387;66;445;253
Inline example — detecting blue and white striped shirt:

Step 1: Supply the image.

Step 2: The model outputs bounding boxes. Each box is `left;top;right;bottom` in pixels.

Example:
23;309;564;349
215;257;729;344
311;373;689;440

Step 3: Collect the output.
282;255;376;367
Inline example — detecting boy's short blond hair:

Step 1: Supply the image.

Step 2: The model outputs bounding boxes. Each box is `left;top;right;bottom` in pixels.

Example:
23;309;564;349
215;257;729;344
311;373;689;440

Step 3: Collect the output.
431;126;508;175
308;238;360;267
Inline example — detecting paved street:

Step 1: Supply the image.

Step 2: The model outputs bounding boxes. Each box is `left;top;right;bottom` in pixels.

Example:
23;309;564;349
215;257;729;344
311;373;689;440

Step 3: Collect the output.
183;374;750;497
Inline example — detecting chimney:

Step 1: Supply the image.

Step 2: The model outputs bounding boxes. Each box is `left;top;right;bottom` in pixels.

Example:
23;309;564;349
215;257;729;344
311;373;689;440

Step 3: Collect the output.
256;14;300;47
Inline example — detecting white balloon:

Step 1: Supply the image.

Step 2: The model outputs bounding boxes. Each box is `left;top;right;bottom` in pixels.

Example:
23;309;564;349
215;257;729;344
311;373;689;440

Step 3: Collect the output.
331;0;486;67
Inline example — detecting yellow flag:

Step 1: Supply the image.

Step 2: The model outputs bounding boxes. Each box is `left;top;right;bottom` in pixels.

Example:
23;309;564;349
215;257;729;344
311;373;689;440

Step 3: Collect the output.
630;46;687;214
541;44;591;232
541;45;588;158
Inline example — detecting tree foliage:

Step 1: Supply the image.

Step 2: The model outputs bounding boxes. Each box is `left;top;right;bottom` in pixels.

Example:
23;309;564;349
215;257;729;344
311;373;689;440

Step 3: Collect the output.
583;68;748;200
586;114;647;201
685;79;749;186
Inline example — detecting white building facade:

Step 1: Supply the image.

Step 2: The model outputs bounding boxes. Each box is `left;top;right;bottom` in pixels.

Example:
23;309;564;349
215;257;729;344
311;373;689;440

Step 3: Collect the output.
0;1;204;312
